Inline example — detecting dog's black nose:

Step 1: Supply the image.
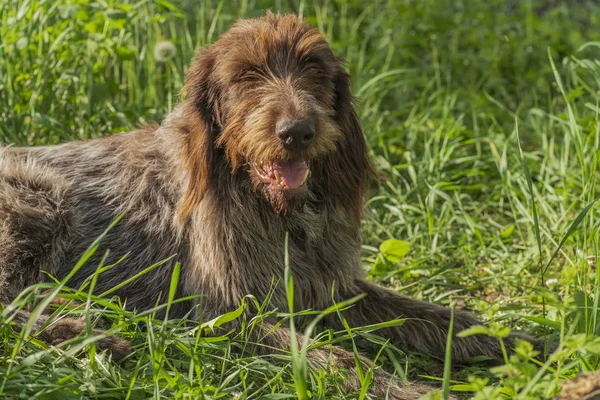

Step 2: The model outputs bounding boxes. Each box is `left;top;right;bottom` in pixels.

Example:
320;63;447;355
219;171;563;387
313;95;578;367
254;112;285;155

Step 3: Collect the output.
276;119;315;152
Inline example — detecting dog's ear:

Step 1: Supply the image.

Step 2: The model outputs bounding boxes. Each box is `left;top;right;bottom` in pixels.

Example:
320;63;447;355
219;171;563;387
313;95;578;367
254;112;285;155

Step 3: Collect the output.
178;47;222;222
320;65;377;220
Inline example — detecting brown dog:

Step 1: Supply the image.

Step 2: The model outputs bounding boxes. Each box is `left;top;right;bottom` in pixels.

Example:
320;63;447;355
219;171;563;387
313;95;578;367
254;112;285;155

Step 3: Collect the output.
0;13;543;399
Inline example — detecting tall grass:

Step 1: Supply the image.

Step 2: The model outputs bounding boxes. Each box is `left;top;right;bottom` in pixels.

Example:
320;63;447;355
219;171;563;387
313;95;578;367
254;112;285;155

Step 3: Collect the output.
2;0;600;398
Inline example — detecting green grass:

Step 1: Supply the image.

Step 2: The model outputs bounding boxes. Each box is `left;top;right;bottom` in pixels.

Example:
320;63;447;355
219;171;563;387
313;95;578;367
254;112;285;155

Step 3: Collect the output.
2;0;600;398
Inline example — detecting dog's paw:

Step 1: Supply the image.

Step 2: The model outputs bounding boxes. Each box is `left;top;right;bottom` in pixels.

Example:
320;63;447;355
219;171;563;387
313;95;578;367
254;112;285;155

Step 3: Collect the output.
45;318;86;345
559;370;600;400
370;372;452;400
45;318;131;361
308;344;446;399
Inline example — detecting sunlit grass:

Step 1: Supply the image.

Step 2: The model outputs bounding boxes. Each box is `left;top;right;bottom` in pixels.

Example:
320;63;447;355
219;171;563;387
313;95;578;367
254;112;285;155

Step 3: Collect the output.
2;0;600;398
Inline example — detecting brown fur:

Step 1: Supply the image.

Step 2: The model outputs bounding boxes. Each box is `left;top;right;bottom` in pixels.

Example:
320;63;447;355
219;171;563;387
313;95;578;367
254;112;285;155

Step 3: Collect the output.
0;13;545;399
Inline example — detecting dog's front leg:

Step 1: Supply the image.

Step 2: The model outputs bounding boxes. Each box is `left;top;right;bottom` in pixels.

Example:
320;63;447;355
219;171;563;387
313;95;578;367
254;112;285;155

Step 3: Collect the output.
337;279;540;363
252;321;443;399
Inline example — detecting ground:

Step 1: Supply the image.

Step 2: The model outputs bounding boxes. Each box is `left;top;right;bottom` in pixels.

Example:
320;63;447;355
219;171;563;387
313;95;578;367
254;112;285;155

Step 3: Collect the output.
1;0;600;398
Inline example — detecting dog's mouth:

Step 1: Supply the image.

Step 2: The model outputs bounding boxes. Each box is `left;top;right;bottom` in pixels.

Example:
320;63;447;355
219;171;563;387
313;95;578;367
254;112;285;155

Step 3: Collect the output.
252;159;311;192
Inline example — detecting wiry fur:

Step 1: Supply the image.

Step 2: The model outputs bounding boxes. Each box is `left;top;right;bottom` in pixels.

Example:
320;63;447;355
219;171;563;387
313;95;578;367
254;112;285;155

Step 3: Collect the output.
0;13;544;399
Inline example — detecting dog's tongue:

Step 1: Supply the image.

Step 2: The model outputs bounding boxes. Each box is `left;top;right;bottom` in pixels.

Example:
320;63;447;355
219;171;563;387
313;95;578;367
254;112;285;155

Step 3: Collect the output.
272;159;309;189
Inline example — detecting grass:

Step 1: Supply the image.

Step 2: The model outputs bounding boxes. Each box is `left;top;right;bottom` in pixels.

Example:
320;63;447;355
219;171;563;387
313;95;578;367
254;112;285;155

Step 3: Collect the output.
2;0;600;398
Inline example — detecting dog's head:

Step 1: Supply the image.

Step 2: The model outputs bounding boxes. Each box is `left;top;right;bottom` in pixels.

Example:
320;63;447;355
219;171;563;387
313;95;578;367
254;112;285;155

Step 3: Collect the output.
180;12;375;220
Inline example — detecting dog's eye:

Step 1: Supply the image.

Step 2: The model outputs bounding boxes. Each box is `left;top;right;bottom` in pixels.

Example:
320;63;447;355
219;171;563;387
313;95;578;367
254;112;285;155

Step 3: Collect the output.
306;64;324;75
235;69;261;84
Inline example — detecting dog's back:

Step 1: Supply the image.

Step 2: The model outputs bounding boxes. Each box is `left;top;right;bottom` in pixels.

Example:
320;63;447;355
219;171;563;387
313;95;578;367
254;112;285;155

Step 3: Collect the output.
0;125;192;314
0;149;73;303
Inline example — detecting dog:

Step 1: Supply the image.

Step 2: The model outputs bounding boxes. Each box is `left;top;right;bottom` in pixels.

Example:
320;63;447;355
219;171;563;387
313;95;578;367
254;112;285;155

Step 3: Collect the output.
0;12;545;399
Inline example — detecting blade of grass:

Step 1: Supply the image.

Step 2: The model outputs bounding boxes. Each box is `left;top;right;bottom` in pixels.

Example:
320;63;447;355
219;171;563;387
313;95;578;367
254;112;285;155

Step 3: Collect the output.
442;302;455;400
284;232;308;400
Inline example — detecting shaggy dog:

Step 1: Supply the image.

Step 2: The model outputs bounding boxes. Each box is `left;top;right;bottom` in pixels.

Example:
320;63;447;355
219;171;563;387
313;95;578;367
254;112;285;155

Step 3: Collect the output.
0;13;543;399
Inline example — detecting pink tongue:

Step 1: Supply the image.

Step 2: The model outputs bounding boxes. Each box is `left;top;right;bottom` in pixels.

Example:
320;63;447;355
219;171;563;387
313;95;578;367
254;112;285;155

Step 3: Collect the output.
273;160;309;189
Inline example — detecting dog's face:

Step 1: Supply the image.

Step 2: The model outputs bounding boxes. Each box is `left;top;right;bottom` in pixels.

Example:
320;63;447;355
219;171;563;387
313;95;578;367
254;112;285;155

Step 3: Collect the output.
181;13;374;219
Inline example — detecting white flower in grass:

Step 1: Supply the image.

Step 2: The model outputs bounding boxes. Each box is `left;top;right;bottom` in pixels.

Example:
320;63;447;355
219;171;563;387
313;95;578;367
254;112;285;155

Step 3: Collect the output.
16;38;27;50
154;41;176;62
